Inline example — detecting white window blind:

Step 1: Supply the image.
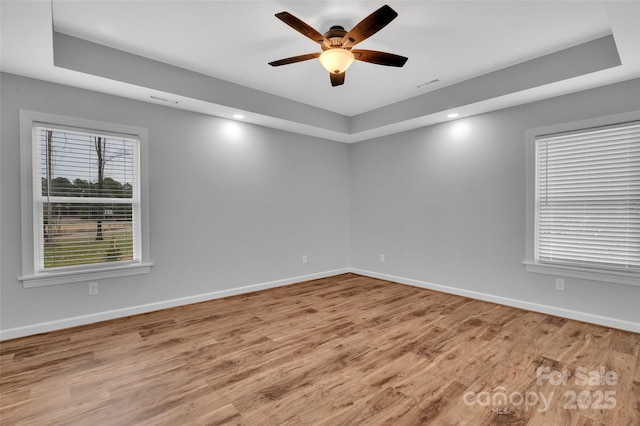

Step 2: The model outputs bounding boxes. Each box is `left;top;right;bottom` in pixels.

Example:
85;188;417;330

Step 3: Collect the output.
535;121;640;273
33;123;141;272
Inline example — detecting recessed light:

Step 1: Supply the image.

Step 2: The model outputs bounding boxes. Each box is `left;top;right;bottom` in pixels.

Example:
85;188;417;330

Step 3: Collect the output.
447;113;460;119
233;114;245;119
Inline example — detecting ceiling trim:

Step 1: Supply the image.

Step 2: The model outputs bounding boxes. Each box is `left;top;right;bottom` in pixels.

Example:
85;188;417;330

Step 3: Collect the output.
351;35;620;133
53;30;623;143
52;32;350;134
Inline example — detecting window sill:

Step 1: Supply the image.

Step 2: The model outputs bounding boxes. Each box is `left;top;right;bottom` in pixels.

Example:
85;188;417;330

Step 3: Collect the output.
523;261;639;287
19;262;153;288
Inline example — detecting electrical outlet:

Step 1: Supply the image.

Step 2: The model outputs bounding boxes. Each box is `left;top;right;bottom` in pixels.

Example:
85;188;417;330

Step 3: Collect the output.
379;254;385;263
555;278;565;291
89;282;99;295
302;255;308;264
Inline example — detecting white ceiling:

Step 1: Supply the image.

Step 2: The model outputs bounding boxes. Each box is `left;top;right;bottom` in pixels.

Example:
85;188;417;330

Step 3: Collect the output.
2;1;639;142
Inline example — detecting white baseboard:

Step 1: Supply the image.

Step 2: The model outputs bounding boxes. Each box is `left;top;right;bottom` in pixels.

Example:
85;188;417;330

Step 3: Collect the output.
350;268;640;334
3;267;637;340
0;268;350;341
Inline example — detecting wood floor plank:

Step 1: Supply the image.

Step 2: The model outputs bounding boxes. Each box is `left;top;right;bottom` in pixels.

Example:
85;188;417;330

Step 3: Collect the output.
1;273;638;425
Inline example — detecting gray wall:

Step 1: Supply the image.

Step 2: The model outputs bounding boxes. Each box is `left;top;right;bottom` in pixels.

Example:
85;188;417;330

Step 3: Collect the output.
350;78;640;326
1;73;639;336
0;73;350;333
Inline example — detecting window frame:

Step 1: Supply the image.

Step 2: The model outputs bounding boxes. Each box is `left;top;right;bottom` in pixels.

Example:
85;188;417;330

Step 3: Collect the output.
524;110;640;286
19;111;152;288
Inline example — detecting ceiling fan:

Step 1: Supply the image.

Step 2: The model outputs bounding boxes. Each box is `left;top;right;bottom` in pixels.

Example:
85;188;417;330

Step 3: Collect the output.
269;4;408;87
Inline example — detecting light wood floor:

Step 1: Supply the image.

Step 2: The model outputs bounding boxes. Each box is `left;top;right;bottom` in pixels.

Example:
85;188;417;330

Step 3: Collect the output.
1;274;638;425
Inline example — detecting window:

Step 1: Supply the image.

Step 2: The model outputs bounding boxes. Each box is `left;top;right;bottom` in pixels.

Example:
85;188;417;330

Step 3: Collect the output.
20;111;151;287
524;112;640;286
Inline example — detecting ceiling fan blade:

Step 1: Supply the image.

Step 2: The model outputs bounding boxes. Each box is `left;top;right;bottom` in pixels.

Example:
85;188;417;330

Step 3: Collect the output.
275;11;330;46
269;53;321;67
352;49;408;67
341;5;398;46
330;72;345;87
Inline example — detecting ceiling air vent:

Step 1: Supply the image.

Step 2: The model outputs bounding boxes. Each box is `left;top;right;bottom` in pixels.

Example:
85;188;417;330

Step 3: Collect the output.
150;95;179;104
416;79;440;89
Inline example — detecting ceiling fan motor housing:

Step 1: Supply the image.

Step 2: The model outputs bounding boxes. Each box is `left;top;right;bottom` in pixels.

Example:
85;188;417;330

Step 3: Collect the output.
324;26;348;46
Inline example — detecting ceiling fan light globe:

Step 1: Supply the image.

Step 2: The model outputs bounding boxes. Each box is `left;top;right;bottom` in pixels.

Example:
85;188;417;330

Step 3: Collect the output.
319;49;355;74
